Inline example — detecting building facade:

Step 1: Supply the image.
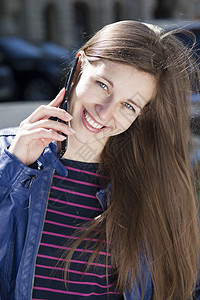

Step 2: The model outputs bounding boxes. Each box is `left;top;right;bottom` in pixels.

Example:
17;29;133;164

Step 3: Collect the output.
0;0;200;48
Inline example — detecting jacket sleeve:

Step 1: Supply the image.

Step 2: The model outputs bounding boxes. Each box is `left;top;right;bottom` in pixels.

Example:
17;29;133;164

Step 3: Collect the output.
124;254;153;300
0;147;40;268
193;273;200;299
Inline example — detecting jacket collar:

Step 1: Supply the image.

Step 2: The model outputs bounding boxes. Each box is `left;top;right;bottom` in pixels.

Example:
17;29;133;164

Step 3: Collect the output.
38;142;68;177
96;182;112;211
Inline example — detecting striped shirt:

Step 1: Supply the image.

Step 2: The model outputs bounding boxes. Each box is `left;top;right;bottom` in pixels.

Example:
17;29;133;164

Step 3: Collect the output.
32;159;122;299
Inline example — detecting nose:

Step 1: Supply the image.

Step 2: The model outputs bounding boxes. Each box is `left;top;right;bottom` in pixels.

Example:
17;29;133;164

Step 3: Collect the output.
95;98;116;122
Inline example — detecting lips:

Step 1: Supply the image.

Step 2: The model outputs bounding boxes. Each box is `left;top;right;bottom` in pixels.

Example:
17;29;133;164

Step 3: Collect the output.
82;107;106;133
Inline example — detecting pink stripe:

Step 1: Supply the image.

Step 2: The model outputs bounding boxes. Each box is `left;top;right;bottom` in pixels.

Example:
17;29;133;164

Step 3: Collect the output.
65;165;109;179
37;254;112;268
33;286;120;296
42;231;104;243
35;264;111;278
42;230;78;239
54;174;103;188
48;197;103;212
51;186;97;199
46;208;93;221
39;242;110;256
45;220;86;230
34;274;114;288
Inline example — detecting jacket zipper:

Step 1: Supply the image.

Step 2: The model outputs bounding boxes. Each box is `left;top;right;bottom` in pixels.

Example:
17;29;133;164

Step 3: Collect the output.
30;169;55;298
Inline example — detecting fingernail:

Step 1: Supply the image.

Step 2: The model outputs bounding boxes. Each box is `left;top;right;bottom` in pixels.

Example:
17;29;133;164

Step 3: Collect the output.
58;134;66;140
68;127;76;133
65;112;73;119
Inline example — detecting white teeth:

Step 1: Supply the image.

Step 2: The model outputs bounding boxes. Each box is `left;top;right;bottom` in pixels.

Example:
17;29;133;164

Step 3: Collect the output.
84;110;103;129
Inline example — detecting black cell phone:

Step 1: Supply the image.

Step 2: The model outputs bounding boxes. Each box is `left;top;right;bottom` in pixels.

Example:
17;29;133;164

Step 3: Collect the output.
57;55;80;158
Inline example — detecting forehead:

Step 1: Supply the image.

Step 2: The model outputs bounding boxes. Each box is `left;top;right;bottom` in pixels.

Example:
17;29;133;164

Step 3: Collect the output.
83;58;156;106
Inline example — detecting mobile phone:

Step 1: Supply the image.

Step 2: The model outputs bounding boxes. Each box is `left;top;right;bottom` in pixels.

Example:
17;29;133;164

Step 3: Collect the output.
57;54;80;158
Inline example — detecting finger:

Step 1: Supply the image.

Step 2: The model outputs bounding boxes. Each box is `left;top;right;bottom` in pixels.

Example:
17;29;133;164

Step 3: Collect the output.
24;105;73;124
24;119;76;135
48;87;66;107
19;128;66;145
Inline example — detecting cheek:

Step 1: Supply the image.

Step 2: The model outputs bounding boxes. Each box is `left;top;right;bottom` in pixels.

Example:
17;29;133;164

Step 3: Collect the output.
69;87;88;115
122;118;135;131
72;75;89;98
75;84;88;99
116;109;137;131
75;78;102;104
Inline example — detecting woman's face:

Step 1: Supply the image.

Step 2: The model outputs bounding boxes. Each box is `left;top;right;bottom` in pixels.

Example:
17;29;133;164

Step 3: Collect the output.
69;58;156;147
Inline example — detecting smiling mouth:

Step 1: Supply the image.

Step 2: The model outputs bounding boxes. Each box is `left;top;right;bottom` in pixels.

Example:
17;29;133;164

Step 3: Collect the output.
82;108;106;132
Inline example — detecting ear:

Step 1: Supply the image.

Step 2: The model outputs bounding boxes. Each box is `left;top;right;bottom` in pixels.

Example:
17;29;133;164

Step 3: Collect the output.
72;51;84;83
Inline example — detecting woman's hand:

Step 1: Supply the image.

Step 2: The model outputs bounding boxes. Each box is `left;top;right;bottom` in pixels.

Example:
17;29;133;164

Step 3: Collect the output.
8;88;75;166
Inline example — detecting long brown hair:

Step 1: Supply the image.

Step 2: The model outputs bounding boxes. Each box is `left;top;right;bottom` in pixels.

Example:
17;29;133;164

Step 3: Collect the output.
64;20;200;299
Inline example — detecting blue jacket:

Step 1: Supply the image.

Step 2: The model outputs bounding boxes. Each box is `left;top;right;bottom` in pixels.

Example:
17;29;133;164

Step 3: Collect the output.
0;128;198;300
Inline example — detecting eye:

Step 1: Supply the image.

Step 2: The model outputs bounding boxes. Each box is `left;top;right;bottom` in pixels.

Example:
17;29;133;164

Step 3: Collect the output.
122;102;136;112
98;81;108;91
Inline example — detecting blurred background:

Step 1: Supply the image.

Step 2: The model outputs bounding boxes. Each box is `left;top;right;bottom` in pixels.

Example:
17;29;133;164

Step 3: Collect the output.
0;0;200;140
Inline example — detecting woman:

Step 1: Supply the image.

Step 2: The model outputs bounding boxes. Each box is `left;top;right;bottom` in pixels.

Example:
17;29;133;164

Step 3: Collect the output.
0;20;199;299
